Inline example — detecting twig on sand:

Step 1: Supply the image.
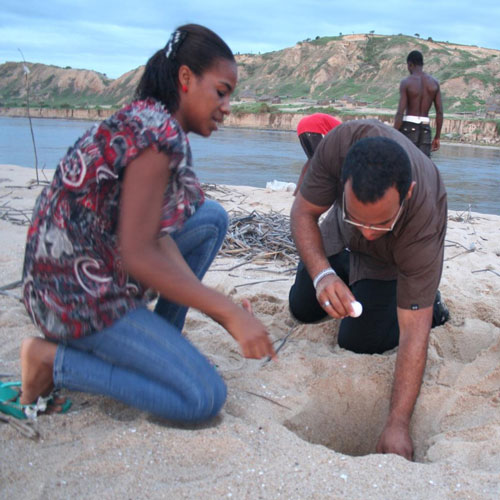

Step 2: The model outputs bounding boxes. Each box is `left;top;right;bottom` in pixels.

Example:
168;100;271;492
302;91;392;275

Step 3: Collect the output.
210;260;249;272
448;205;473;223
0;202;33;225
243;390;292;411
262;326;297;366
0;414;39;440
472;268;500;277
245;266;297;275
445;239;475;251
444;250;473;262
0;280;23;291
234;278;289;289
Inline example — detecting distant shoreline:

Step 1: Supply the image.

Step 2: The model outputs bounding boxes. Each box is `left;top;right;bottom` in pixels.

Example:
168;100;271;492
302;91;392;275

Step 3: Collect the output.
1;106;499;148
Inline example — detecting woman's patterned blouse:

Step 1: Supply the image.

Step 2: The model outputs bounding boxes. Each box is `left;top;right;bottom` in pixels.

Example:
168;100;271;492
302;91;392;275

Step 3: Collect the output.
22;98;204;340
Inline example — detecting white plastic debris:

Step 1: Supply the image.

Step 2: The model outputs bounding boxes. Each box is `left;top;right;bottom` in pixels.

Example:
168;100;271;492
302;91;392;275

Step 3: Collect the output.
23;394;50;420
265;180;296;192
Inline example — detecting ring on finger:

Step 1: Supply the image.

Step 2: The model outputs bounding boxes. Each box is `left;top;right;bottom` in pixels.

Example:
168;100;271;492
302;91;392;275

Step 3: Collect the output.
323;300;331;307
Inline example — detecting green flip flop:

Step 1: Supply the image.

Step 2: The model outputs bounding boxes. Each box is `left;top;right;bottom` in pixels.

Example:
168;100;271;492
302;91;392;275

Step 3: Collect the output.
0;381;71;420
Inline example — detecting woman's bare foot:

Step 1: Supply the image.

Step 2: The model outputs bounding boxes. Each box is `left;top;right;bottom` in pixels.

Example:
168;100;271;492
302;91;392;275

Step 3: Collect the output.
20;337;57;405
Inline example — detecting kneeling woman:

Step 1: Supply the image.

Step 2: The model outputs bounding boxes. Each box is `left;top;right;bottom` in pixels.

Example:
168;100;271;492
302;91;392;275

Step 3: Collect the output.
20;24;275;422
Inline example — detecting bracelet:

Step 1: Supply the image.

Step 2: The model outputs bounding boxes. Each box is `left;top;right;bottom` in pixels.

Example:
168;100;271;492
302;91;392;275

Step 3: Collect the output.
312;268;337;289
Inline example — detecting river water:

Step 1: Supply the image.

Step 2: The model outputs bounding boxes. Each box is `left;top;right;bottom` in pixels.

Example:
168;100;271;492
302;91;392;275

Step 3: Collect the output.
1;116;499;215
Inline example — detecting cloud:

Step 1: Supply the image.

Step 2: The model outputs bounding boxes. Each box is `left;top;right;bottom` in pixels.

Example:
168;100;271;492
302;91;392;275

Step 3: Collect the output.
1;0;498;78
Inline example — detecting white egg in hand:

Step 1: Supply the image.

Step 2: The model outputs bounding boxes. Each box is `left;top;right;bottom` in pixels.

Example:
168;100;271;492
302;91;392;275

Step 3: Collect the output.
350;301;363;318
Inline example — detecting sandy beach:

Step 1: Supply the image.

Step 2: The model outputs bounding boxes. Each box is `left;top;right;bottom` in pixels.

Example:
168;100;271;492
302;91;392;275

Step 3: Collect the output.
1;163;499;499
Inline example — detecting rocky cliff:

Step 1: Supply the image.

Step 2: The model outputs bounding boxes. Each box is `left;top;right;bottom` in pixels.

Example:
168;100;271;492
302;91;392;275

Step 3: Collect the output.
2;107;498;145
2;34;499;114
224;113;500;145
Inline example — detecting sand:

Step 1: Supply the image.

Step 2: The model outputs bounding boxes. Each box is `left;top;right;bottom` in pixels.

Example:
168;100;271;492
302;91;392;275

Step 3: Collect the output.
1;163;499;499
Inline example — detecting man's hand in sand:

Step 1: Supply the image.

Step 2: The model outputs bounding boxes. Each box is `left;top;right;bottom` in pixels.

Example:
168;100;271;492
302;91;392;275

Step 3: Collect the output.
376;419;413;461
223;299;276;360
315;274;356;319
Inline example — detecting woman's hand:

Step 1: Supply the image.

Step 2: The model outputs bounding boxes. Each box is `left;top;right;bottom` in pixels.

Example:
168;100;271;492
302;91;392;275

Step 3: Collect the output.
222;299;276;360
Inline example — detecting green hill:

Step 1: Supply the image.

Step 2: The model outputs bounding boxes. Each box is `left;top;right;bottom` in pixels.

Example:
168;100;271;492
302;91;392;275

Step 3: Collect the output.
1;34;499;114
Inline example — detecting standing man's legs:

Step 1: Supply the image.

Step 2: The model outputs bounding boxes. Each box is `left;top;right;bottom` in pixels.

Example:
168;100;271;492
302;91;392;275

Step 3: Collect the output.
417;124;432;157
400;121;420;150
400;122;431;157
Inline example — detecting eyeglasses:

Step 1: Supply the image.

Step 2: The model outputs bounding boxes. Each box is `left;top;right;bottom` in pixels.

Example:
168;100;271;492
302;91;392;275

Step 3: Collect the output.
342;193;405;232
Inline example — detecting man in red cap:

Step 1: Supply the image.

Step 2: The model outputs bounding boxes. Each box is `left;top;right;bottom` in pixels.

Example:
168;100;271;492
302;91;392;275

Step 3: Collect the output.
294;113;342;195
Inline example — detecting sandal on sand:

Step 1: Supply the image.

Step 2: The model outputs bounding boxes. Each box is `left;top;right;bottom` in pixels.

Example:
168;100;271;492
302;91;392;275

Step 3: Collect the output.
0;381;71;420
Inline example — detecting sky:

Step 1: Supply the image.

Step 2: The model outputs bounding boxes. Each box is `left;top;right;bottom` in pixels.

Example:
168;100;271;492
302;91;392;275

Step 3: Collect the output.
2;0;499;79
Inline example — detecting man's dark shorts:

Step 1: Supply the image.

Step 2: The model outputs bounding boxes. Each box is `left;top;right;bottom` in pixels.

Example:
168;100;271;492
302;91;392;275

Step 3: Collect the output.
400;122;432;157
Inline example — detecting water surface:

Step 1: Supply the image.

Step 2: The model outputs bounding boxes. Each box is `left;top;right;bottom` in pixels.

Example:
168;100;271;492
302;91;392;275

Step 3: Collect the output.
1;116;498;214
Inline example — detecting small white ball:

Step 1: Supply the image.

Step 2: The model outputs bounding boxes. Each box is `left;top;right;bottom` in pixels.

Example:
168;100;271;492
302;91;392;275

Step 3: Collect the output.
350;301;363;318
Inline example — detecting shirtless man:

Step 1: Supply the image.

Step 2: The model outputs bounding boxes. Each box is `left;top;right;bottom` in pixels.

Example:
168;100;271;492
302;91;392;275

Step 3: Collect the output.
394;50;443;157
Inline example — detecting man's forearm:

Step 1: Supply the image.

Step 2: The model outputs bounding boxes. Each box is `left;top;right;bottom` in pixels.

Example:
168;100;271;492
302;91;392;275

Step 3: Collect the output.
387;307;432;425
394;112;403;130
434;113;443;140
290;200;330;278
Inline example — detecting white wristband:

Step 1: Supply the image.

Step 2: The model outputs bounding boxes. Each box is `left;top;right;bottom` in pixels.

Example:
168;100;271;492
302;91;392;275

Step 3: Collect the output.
312;268;337;289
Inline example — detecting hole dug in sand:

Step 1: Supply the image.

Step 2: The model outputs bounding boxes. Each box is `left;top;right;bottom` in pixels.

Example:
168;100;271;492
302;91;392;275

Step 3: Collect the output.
282;323;500;470
281;358;445;462
284;364;393;457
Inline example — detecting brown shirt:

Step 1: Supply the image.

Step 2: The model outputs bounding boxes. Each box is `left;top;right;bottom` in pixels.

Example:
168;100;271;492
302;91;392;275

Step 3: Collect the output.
300;119;447;310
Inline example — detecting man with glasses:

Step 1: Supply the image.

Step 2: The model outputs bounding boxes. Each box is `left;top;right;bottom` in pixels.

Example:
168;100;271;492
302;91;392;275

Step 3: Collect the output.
288;119;449;461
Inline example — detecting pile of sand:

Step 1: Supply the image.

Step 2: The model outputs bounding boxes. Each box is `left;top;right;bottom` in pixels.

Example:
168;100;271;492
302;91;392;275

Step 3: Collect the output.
1;164;499;499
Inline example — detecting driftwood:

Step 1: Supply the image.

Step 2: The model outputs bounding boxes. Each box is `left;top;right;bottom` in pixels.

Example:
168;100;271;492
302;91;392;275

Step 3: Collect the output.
221;209;298;265
0;202;33;226
202;182;298;266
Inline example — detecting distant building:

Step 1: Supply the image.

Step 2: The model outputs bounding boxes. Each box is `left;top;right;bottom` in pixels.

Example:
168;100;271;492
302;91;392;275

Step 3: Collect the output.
258;94;273;102
239;89;257;102
337;95;356;108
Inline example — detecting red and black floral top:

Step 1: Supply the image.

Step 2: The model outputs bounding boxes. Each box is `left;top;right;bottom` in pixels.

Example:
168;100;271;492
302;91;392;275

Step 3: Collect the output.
22;99;204;340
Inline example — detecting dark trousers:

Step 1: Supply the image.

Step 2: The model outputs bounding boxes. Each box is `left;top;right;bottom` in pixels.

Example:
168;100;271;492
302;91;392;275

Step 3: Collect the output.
289;251;447;354
400;122;432;157
289;250;400;354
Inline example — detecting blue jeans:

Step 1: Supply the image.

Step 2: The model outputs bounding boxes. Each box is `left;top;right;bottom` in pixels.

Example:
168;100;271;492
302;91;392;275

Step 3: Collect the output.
53;200;229;422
